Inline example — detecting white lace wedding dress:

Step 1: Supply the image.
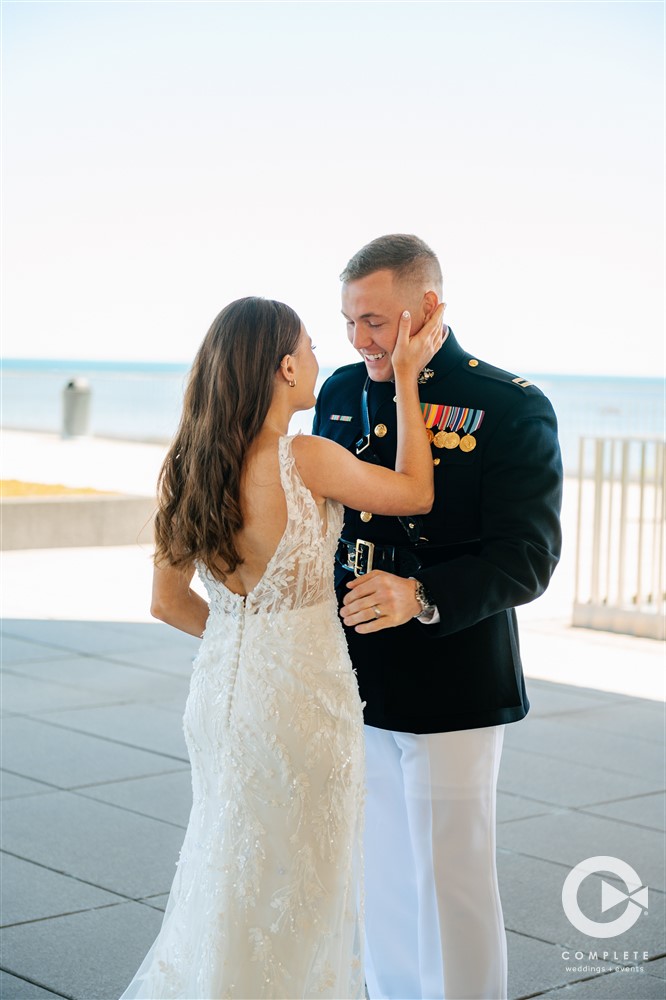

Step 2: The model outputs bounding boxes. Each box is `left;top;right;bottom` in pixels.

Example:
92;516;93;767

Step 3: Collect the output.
120;435;365;1000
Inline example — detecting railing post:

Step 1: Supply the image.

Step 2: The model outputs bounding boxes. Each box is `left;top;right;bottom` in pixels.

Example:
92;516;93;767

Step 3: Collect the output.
604;439;616;605
590;439;605;604
574;436;586;606
617;440;630;608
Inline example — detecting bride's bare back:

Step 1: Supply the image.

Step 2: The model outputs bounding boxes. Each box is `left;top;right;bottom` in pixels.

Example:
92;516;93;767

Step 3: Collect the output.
218;431;326;598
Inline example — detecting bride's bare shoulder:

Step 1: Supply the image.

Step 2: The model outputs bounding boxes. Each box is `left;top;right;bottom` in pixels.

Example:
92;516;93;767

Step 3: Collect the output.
290;434;340;462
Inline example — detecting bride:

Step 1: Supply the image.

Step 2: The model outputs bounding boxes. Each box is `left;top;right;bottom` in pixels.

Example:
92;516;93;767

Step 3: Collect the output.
120;295;444;1000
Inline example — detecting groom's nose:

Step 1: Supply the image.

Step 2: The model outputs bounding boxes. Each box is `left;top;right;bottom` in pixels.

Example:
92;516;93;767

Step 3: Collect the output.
350;324;371;350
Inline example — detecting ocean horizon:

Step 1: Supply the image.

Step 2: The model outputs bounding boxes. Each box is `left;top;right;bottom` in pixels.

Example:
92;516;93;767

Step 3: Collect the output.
2;358;664;475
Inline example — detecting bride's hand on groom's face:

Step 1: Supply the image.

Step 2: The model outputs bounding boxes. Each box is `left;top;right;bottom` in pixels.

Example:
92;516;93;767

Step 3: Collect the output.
391;302;446;379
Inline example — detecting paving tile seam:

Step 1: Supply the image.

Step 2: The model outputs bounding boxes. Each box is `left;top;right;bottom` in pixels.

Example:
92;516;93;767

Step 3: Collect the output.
70;788;188;829
576;806;666;834
65;765;190;790
497;804;573;820
505;926;571;949
12;700;137;717
1;631;176;660
1;630;100;655
528;964;666;999
523;719;666;745
574;788;666;807
79;650;195;672
502;743;664;779
9;715;190;764
103;656;196;677
497;813;554;824
1;663;187;701
497;846;588;870
514;974;603;999
517;970;633;1000
497;790;564;810
0;849;137;901
528;703;637;719
568;799;666;827
0;788;60;801
0;896;139;930
63;768;191;791
0;968;73;1000
0;653;82;667
498;783;666;814
527;680;641;700
136;898;168;912
0;769;65;793
499;847;666;895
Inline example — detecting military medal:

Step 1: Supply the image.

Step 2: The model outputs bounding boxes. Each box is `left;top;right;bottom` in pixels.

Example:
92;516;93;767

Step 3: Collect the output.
444;432;460;449
426;429;435;444
433;431;447;449
458;409;485;451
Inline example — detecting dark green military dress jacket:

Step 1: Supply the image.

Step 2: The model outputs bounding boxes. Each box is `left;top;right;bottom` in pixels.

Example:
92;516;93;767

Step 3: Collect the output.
313;328;563;734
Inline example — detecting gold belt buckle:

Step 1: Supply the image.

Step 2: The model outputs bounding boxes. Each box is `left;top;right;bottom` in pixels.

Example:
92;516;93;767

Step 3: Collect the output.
354;538;375;577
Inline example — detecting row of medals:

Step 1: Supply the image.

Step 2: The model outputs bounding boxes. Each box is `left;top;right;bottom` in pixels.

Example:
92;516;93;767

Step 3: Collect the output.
360;423;477;522
374;421;477;457
428;427;477;453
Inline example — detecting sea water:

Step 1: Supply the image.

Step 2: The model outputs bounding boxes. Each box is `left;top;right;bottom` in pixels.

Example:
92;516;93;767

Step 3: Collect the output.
2;359;663;475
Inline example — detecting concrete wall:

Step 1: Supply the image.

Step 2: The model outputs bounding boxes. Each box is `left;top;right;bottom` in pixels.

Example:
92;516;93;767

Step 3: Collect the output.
1;495;156;550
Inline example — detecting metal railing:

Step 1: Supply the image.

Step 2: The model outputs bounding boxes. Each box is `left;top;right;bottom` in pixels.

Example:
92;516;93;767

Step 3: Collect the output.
573;436;665;640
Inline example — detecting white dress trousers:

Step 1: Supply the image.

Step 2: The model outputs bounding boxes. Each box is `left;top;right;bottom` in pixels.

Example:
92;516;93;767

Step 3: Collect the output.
363;724;507;1000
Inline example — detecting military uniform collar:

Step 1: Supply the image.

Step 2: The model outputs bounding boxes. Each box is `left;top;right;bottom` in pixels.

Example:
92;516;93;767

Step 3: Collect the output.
421;327;466;383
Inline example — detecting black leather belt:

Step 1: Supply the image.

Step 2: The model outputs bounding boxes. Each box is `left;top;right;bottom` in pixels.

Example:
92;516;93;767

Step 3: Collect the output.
336;538;424;577
336;537;481;577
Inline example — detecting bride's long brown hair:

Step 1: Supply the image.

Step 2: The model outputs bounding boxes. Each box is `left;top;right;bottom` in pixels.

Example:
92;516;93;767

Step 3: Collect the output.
154;296;302;579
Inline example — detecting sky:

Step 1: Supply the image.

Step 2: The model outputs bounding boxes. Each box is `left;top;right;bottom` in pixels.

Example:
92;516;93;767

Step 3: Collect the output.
2;0;663;376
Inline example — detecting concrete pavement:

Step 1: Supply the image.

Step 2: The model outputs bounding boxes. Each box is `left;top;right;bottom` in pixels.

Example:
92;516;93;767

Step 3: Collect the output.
1;609;664;999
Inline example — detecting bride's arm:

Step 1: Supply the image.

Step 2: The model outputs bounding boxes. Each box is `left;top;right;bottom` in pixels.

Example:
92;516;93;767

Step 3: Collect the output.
294;306;444;515
151;562;209;638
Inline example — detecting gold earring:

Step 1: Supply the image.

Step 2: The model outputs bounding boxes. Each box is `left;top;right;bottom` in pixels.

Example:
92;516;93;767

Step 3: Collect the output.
289;379;296;387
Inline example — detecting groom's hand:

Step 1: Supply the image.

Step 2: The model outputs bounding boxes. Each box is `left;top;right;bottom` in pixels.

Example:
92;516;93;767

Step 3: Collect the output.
340;570;421;633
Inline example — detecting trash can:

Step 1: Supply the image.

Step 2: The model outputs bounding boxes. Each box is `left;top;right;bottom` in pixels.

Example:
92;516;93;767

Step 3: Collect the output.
61;378;92;438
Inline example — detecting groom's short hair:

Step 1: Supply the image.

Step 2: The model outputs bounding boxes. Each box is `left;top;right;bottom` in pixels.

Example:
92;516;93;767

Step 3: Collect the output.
340;234;443;296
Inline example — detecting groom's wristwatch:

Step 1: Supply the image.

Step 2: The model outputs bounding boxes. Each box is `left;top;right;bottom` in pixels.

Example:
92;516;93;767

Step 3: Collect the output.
410;578;437;619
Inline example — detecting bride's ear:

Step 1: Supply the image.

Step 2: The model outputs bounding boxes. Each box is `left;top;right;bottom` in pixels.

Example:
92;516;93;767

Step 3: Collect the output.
278;354;297;387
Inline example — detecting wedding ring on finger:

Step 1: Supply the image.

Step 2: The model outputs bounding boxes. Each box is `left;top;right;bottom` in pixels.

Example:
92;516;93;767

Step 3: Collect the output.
372;605;382;619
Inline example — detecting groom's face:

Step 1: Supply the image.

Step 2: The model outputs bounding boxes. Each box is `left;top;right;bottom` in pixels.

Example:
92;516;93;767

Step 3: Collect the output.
341;269;428;382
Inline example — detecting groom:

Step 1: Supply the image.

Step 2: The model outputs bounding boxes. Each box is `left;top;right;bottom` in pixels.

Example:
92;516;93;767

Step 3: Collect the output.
313;234;563;1000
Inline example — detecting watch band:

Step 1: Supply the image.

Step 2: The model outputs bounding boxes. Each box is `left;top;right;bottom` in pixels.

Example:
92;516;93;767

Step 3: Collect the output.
410;577;436;617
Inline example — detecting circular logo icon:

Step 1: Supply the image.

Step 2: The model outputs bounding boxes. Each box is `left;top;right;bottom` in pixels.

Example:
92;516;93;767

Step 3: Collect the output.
562;856;649;938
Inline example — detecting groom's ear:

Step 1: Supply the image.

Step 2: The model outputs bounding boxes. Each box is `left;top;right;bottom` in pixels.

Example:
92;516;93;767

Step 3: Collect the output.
422;290;439;321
